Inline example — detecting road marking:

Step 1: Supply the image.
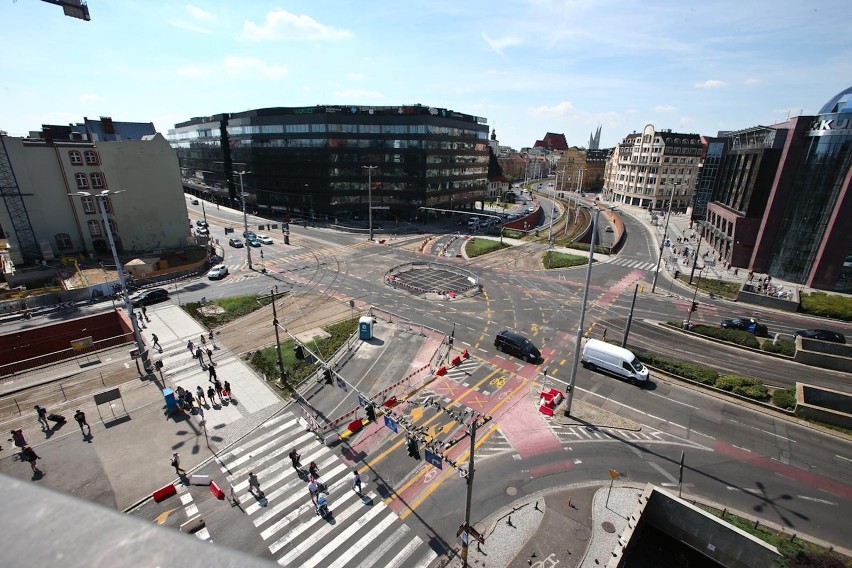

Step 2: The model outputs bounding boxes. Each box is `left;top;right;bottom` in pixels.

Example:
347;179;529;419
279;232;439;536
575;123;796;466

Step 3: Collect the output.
648;462;678;483
736;422;796;442
647;391;698;409
797;495;838;506
836;455;852;464
726;486;762;494
732;445;751;453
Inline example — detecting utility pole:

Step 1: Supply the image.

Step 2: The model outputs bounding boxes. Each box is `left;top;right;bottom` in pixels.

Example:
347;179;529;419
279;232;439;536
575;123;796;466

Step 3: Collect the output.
651;183;679;293
262;288;288;383
362;165;378;241
236;170;252;269
621;284;639;348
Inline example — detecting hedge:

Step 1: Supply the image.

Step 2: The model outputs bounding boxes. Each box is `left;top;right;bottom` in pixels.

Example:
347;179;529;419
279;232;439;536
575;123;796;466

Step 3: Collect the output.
762;338;796;356
690;325;761;349
630;346;718;385
772;387;797;410
799;291;852;321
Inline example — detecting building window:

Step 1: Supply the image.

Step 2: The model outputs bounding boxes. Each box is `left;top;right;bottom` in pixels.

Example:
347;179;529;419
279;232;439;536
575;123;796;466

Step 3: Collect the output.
55;233;73;250
84;151;99;165
75;173;89;189
101;197;113;213
69;151;83;165
87;220;102;236
81;195;96;214
90;172;104;188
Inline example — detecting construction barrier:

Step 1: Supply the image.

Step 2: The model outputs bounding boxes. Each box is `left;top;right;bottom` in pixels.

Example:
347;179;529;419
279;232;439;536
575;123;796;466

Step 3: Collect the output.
451;355;461;366
152;483;176;502
210;480;225;500
190;474;210;486
180;516;205;533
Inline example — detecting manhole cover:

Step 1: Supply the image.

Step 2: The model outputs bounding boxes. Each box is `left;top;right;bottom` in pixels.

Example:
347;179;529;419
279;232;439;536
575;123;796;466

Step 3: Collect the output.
601;521;616;533
506;486;518;496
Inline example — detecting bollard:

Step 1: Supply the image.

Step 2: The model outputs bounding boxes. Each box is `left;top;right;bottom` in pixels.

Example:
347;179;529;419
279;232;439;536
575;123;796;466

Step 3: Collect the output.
507;515;513;527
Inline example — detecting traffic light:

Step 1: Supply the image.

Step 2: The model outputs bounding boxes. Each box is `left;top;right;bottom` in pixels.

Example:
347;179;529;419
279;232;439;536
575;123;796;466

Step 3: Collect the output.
691;302;698;312
323;368;332;385
294;344;305;360
365;404;376;422
407;438;420;459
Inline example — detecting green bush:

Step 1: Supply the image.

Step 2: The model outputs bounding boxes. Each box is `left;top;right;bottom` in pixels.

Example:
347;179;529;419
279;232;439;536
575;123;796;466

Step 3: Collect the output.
715;374;760;391
762;338;796;356
691;325;761;349
543;251;589;269
734;384;770;401
772;387;797;410
799;291;852;321
631;346;718;385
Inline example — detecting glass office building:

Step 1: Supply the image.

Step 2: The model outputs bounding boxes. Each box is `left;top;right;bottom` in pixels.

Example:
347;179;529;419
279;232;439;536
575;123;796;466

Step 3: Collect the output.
168;105;490;220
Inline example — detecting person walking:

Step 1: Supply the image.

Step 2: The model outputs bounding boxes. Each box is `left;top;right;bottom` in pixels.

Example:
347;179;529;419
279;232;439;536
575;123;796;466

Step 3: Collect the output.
73;410;90;435
151;333;162;353
308;477;319;504
195;347;205;369
200;334;206;348
11;429;27;448
187;339;194;354
352;470;362;493
141;305;150;322
171;452;186;475
34;405;49;430
248;471;262;496
22;446;41;474
195;386;207;407
223;380;231;398
206;347;214;365
208;364;217;382
183;389;195;413
289;448;302;471
207;385;217;406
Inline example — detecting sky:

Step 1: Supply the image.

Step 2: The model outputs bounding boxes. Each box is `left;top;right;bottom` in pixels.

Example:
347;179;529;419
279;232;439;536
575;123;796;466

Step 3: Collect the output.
2;1;852;150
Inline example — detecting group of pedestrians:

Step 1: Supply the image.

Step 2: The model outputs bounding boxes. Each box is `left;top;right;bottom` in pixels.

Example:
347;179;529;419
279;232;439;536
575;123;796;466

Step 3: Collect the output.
175;380;230;413
10;404;90;477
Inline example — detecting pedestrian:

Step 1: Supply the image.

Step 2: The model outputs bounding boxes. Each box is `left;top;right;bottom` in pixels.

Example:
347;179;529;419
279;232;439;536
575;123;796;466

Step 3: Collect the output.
308;477;319;504
187;339;194;354
207;385;217;406
184;389;196;412
208;364;217;381
136;311;145;328
171;452;186;475
11;429;27;448
206;347;214;365
308;461;320;479
352;470;362;493
200;334;206;347
151;333;162;352
733;268;739;277
214;378;223;396
196;386;207;406
289;448;302;471
34;405;49;430
248;471;261;496
73;409;89;434
22;446;41;473
142;305;149;322
223;380;231;399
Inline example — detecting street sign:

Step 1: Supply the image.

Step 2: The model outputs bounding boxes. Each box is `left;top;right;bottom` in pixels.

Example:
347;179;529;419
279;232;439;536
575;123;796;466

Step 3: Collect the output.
336;377;348;392
424;449;442;469
358;394;368;408
609;469;619;479
383;415;398;433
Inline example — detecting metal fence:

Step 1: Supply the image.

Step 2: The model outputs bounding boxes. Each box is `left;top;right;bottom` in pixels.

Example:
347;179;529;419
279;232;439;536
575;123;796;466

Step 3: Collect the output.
0;332;136;380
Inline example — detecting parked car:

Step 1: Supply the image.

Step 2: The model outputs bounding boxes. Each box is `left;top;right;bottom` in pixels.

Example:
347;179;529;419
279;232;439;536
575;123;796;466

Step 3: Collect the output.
207;264;229;280
195;220;208;227
257;234;273;245
129;288;170;308
228;237;244;248
794;329;846;344
191;199;199;205
494;330;541;363
720;317;768;337
247;237;261;247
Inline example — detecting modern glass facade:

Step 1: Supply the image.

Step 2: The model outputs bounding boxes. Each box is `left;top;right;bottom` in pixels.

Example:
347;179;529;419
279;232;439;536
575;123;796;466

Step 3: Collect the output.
167;106;490;219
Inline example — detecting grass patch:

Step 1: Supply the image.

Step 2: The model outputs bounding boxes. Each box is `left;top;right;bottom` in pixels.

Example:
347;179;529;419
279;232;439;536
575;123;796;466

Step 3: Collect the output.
465;238;510;258
799;292;852;321
697;505;851;567
692;277;741;300
543;251;590;269
567;242;610;255
184;294;274;329
503;229;525;239
248;318;359;391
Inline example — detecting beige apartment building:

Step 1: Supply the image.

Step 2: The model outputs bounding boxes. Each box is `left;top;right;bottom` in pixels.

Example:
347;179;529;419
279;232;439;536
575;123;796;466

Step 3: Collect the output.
603;124;704;212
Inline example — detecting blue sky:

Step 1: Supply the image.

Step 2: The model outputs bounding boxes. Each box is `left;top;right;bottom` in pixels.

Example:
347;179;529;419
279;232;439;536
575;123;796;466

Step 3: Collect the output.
2;1;851;149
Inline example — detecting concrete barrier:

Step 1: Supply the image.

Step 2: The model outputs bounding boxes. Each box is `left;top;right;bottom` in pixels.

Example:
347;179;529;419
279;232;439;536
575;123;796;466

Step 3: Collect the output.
190;474;210;486
152;484;176;502
209;480;225;500
179;515;205;533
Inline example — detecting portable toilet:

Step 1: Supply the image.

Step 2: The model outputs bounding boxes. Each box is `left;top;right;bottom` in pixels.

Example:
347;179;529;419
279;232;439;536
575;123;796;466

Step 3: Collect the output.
359;316;373;340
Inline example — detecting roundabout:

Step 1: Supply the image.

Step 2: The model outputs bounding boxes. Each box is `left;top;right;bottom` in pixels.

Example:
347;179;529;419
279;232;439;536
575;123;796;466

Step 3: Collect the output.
384;261;481;300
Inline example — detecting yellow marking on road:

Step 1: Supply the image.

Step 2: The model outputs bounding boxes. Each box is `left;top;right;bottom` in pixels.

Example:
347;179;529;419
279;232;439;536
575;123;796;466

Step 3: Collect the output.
154;508;179;525
467;395;488;408
435;383;459;396
409;406;424;423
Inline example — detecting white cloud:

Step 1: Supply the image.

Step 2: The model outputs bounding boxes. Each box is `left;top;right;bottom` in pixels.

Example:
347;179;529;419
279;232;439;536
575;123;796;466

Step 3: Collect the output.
331;89;384;100
653;105;678;113
186;5;215;21
243;9;352;41
482;32;523;54
529;101;577;118
176;65;207;77
744;77;762;85
695;79;727;89
80;93;104;103
223;56;286;78
346;72;365;82
167;19;211;33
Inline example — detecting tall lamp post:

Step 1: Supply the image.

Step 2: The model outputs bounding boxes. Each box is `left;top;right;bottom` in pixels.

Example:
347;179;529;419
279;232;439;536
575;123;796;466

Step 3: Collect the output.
362;165;378;241
236;170;252;269
565;205;602;416
74;190;151;374
651;182;679;293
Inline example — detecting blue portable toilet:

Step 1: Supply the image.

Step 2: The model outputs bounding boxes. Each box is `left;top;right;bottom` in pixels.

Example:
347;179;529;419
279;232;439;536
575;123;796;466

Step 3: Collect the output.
162;387;177;410
359;316;373;340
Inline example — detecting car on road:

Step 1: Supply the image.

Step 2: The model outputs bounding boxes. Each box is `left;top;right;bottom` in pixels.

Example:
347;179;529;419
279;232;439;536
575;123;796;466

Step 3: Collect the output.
247;237;261;247
196;220;208;227
129;288;170;308
191;199;199;205
494;330;541;363
257;234;273;245
794;329;846;344
196;227;209;236
207;264;229;280
228;237;244;248
605;226;614;233
243;230;257;240
720;317;768;337
582;339;648;386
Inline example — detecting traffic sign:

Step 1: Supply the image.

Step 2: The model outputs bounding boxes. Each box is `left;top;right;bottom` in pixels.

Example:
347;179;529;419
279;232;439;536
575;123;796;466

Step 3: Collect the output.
383;415;398;433
424;449;442;469
336;377;348;392
358;394;368;408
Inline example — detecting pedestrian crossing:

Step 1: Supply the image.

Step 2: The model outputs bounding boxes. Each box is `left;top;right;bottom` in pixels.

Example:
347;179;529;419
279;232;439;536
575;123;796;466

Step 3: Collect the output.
216;410;438;568
440;358;481;384
607;257;657;271
548;423;707;449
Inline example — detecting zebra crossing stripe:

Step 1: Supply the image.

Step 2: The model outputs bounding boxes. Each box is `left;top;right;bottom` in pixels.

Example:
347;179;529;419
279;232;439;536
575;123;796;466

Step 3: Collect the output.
384;536;430;568
354;524;410;568
253;463;349;531
245;457;341;517
218;417;298;463
228;434;319;482
300;503;392;568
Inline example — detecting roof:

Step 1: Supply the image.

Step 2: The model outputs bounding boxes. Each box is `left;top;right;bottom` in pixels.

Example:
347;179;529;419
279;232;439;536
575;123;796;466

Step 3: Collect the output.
533;132;569;151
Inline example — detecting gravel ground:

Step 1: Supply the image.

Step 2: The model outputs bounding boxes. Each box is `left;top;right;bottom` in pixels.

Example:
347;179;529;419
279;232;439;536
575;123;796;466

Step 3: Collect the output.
580;486;643;568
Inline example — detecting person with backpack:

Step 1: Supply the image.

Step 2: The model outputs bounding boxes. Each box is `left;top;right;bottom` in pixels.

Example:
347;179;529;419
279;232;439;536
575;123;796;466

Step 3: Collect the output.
74;410;90;435
34;405;49;430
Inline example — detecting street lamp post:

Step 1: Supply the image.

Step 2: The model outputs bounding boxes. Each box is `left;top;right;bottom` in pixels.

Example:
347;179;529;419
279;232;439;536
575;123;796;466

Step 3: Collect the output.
565;205;602;416
74;190;151;375
236;170;252;269
651;183;679;293
548;170;559;243
362;165;378;241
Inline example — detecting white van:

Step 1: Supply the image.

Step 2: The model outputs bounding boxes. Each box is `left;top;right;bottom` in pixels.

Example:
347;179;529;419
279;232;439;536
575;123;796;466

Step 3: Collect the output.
581;339;648;386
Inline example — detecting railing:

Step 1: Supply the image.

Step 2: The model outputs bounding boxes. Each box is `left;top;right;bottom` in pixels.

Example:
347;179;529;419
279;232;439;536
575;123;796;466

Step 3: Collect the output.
0;332;136;380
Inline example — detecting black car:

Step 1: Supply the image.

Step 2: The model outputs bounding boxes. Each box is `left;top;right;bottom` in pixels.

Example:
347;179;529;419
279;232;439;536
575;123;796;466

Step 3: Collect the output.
494;330;541;363
129;288;170;308
720;317;768;337
794;329;846;344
